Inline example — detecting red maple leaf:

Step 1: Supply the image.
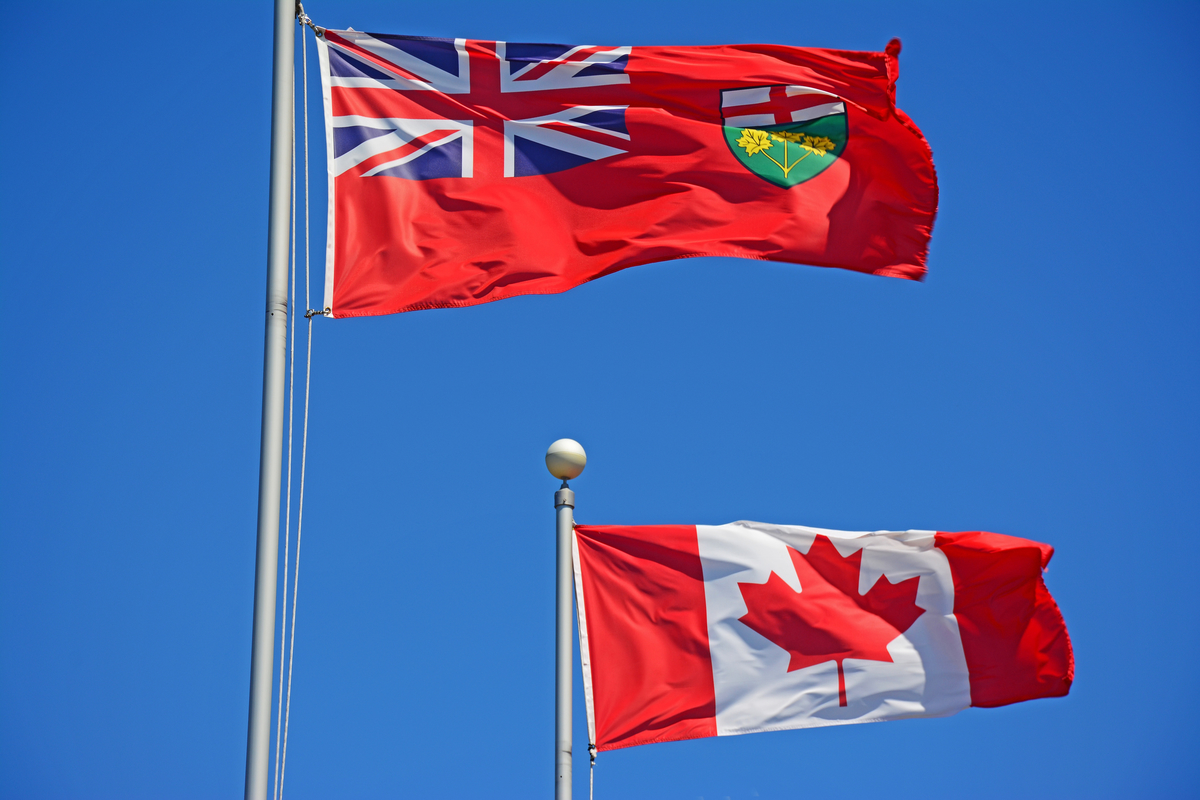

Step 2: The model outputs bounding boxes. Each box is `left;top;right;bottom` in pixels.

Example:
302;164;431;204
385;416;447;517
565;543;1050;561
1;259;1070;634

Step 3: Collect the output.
738;535;925;706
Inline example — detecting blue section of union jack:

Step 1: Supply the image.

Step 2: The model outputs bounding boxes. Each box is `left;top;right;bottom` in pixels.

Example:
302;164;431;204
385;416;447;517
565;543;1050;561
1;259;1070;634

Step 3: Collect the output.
319;30;633;179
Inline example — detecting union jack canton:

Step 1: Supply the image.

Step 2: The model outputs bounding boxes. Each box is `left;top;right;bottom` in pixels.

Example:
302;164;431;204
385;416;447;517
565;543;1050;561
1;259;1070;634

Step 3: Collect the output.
319;31;633;179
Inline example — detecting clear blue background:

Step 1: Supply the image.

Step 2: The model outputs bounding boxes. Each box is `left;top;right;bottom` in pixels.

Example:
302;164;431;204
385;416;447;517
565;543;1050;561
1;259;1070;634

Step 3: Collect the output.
1;1;1197;797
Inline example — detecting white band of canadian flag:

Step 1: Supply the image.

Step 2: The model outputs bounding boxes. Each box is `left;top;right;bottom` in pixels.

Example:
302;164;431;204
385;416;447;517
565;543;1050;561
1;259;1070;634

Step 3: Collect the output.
573;521;1073;752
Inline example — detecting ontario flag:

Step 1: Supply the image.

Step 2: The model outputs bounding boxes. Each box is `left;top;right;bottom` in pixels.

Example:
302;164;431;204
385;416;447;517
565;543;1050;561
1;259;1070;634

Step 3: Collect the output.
316;31;937;317
573;522;1073;751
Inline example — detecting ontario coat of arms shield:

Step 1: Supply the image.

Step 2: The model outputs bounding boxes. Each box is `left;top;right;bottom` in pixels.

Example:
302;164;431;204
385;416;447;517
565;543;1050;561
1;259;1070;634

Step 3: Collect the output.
720;85;848;188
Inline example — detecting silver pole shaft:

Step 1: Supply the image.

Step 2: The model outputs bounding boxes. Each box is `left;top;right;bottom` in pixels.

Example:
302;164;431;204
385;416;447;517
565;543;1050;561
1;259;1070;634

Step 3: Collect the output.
554;485;576;800
245;1;294;798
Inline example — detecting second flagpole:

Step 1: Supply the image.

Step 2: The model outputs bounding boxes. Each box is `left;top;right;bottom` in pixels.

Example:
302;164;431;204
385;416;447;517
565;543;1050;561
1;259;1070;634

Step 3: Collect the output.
547;439;587;800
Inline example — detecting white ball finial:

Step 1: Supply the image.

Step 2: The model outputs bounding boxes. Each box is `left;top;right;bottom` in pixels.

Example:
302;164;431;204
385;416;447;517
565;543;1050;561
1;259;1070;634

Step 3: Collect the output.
546;439;587;481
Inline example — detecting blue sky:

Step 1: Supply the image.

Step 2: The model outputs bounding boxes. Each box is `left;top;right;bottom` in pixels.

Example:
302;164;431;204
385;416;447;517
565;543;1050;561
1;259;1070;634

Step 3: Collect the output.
1;1;1197;798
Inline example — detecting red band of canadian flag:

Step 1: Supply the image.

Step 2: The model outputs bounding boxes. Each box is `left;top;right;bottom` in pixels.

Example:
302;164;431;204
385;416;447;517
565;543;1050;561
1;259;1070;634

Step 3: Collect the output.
573;522;1073;752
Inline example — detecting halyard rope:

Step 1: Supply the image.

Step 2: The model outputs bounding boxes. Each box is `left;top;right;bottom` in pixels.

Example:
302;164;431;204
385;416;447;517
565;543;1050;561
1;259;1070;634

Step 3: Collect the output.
272;48;298;800
277;12;315;798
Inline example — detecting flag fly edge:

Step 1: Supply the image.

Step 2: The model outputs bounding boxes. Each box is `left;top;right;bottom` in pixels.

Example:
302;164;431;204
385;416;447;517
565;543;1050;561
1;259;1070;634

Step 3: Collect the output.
935;531;1075;707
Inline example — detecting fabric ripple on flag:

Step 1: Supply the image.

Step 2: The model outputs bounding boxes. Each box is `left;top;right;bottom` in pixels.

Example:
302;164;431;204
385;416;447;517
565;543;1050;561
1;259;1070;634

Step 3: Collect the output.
572;522;1073;751
316;32;938;317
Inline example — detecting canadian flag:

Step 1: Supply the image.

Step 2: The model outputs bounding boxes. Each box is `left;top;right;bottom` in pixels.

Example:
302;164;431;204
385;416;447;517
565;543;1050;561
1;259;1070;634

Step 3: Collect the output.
572;522;1073;751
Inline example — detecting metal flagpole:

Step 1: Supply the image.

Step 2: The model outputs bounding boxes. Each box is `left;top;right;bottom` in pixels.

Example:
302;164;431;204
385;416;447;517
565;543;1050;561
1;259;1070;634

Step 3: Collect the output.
245;1;295;798
546;440;588;800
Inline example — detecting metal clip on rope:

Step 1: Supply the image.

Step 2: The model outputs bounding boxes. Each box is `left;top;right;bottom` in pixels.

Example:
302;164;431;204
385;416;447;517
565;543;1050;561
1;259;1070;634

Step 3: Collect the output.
589;744;597;800
295;2;323;35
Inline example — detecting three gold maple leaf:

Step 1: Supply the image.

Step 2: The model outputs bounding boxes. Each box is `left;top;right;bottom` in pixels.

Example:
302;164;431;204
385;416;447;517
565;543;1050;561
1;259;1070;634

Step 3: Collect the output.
735;128;837;177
